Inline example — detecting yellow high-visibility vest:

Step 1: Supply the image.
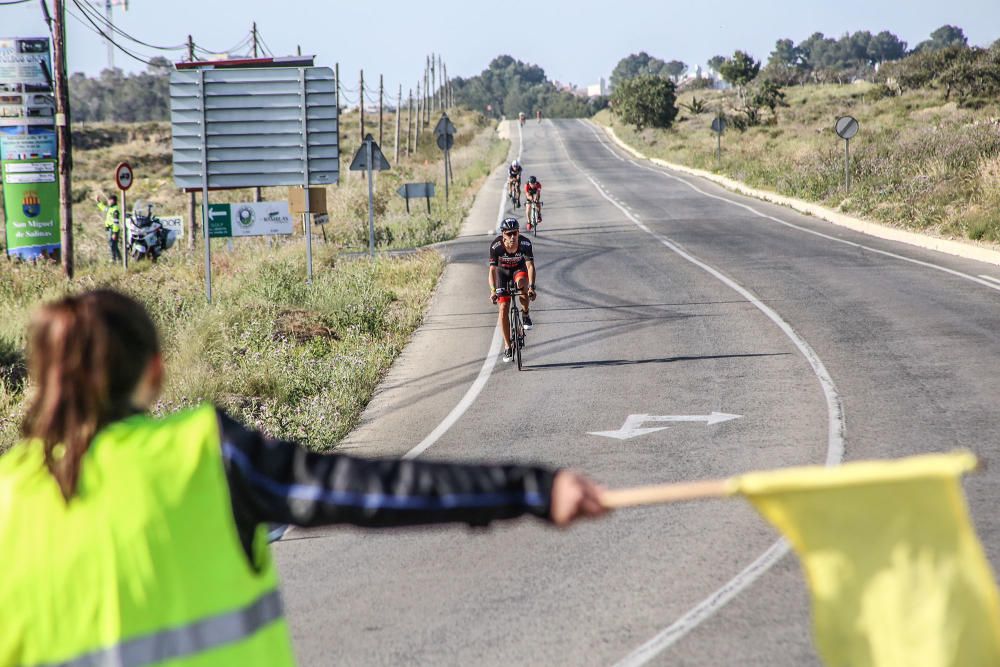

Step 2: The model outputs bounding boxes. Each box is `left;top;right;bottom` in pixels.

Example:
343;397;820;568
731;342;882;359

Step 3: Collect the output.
0;405;296;666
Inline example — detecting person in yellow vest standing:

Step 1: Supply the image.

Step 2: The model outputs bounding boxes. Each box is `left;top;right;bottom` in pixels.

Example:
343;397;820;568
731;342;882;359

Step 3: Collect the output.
0;289;606;666
95;192;122;262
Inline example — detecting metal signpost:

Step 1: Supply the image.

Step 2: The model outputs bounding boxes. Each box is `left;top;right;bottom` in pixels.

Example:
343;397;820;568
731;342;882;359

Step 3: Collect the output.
114;161;132;269
170;66;339;302
835;116;859;192
711;115;727;164
434;112;456;204
348;133;390;257
396;182;435;214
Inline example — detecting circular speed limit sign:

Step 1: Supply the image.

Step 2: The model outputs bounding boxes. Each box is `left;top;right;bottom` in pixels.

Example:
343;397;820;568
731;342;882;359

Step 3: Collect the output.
115;161;134;191
835;116;859;140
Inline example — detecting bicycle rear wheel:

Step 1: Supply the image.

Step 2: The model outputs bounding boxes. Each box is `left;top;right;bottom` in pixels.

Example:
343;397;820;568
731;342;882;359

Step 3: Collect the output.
512;307;523;370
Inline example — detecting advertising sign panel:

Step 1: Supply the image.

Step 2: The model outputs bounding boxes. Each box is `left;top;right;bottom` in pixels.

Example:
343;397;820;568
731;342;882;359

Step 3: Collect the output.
207;201;293;238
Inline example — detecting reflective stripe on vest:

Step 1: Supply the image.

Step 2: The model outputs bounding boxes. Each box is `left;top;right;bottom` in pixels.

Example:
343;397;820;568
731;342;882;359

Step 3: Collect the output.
30;590;282;667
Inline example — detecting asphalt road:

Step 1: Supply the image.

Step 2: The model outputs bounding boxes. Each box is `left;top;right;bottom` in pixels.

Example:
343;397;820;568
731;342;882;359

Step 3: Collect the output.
274;119;1000;666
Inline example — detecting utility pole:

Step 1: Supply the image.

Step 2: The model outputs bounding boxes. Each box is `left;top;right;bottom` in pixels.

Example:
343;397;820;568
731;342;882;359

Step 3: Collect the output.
394;84;401;163
378;74;383;147
359;70;364;142
415;81;421;148
335;62;340;180
51;0;73;277
250;23;262;202
442;62;448;109
435;54;441;110
423;58;429;125
406;88;413;157
429;54;435;112
186;35;197;250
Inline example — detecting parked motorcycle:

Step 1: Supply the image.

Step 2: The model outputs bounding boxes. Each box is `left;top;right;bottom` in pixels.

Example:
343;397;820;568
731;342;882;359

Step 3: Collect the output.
126;201;176;261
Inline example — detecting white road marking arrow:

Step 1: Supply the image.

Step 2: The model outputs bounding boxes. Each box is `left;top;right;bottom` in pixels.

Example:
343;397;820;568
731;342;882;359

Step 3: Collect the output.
588;412;742;440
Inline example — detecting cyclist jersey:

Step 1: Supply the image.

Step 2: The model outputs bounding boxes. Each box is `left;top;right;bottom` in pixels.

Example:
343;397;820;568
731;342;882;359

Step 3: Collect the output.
525;181;542;197
490;234;534;271
509;165;522;180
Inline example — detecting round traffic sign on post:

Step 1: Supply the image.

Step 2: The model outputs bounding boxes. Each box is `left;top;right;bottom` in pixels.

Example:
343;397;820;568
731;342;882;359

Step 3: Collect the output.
710;116;727;134
115;161;134;191
436;133;454;151
835;116;859;140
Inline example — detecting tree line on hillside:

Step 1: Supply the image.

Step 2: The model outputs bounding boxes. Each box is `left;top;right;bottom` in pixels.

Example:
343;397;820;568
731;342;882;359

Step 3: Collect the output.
450;56;608;119
610;24;1000;132
69;57;172;123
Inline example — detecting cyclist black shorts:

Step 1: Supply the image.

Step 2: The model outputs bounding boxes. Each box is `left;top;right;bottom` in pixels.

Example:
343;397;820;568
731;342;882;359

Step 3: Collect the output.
495;265;528;303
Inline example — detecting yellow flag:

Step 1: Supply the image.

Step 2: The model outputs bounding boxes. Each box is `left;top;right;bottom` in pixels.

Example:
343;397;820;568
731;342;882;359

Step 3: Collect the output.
734;451;1000;667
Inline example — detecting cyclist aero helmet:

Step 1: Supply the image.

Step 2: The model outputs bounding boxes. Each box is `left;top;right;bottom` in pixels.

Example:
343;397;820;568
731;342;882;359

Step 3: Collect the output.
528;175;537;184
500;216;519;232
511;159;520;168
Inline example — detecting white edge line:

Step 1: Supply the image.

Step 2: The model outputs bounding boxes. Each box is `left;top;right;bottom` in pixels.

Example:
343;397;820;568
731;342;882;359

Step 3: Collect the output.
553;122;846;664
586;120;1000;294
979;274;1000;286
405;120;521;459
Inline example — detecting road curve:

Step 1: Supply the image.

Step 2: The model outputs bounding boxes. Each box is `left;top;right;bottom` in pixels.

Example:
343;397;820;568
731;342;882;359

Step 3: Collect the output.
275;119;1000;666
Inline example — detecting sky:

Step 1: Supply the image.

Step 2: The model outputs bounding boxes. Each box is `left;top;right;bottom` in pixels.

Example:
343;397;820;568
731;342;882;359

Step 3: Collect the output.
2;0;999;98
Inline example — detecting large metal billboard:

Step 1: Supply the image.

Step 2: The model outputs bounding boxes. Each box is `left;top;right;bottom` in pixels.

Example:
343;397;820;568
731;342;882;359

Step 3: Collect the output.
169;67;339;190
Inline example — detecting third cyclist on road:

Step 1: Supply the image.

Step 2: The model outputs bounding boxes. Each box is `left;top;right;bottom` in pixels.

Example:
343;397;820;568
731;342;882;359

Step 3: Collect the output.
489;216;536;362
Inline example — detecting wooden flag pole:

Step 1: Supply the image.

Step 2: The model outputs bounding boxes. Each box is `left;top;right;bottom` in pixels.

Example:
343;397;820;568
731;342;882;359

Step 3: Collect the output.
600;478;732;509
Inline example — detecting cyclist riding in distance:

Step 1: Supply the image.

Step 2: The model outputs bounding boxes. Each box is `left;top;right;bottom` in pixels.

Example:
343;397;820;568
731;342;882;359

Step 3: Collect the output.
525;175;542;228
490;216;536;363
508;159;523;207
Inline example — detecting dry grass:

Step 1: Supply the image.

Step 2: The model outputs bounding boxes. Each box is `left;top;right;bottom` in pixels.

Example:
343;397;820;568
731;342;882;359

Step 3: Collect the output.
597;83;1000;244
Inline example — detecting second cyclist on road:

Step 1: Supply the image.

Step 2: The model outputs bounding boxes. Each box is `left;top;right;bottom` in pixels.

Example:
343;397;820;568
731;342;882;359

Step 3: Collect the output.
525;176;542;230
508;159;523;208
490;216;536;363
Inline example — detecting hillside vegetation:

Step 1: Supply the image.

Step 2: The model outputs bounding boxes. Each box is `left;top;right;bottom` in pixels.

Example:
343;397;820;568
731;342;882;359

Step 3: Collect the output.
598;83;1000;244
0;109;508;452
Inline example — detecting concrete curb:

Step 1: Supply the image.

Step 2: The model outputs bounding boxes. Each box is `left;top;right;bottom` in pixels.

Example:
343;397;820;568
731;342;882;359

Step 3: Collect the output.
596;122;1000;268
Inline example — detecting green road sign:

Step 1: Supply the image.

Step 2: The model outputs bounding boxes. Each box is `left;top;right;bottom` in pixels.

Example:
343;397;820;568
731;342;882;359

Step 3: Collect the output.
2;157;60;259
207;203;232;238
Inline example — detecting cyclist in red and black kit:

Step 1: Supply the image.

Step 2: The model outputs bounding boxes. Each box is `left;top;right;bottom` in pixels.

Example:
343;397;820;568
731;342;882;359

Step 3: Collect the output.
490;216;536;362
524;175;542;229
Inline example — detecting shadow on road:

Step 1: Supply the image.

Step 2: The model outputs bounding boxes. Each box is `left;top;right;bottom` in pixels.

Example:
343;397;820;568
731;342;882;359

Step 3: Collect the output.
520;351;790;371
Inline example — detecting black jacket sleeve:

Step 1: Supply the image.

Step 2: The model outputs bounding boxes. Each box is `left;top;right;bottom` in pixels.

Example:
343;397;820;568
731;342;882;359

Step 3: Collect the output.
216;411;557;558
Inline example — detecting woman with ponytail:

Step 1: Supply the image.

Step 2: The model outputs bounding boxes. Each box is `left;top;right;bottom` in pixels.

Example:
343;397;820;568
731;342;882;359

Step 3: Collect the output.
1;289;605;666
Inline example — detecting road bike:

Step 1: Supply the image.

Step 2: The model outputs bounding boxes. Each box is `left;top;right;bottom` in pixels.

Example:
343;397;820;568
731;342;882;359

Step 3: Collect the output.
505;282;527;371
508;177;521;208
526;199;541;236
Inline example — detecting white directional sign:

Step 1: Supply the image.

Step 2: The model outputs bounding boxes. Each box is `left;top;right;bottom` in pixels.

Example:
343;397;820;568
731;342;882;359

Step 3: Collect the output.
159;215;184;238
589;412;742;440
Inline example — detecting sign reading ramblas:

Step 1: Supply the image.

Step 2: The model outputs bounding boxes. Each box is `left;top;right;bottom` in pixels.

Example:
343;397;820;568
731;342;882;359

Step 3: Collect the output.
207;201;293;238
1;36;58;260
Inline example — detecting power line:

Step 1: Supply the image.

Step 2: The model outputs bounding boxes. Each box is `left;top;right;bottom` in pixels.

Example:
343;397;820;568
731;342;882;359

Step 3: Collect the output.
0;0;35;5
66;1;160;66
73;0;186;51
